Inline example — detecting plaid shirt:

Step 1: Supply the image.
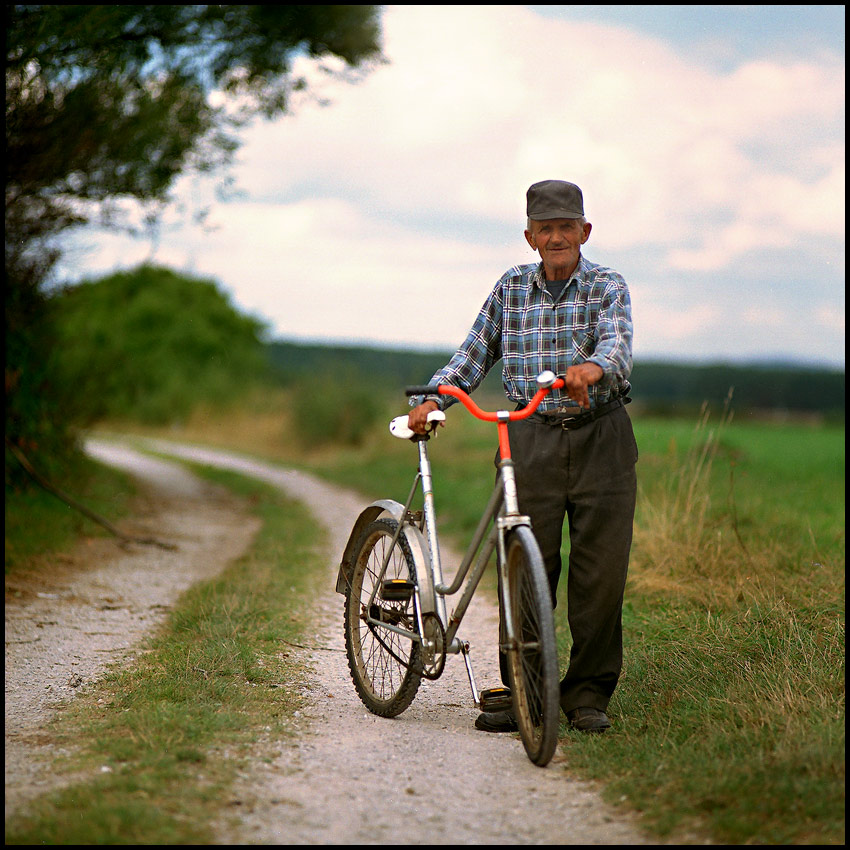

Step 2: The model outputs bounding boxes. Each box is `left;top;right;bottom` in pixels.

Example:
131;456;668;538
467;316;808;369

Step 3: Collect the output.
424;255;633;413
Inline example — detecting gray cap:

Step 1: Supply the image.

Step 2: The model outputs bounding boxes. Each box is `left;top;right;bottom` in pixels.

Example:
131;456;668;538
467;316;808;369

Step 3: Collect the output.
526;180;584;220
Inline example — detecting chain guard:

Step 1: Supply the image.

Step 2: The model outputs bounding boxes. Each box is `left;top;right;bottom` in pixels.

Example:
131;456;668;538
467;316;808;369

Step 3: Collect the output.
419;612;446;680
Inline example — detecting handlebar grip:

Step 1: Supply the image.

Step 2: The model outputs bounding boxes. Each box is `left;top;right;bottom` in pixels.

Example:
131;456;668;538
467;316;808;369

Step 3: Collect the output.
405;385;441;397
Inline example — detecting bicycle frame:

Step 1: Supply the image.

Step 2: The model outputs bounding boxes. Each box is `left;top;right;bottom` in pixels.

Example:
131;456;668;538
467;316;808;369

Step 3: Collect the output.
345;371;566;691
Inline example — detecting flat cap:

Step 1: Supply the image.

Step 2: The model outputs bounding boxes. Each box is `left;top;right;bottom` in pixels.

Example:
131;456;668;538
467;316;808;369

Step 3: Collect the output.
526;180;584;220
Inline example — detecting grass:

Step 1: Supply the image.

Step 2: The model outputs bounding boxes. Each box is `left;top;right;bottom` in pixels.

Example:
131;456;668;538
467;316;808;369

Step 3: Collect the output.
5;465;327;845
555;407;845;845
5;451;138;573
570;599;844;843
5;389;844;844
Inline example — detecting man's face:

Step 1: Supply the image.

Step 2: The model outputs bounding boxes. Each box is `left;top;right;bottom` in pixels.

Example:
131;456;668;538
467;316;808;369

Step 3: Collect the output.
524;218;592;279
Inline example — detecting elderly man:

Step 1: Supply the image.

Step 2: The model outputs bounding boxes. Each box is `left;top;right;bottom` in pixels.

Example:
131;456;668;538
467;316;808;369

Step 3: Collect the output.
409;179;637;734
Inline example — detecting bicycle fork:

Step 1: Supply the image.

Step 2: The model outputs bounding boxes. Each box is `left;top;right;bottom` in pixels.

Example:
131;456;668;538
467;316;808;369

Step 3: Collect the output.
494;412;526;656
359;439;447;666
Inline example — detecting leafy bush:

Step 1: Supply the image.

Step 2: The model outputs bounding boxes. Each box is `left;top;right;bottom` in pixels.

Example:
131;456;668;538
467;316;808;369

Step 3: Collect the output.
288;370;389;448
48;265;269;425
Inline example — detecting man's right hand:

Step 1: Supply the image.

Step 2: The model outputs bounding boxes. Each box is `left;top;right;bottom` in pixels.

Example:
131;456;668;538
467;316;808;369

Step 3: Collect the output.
408;400;441;435
563;362;604;409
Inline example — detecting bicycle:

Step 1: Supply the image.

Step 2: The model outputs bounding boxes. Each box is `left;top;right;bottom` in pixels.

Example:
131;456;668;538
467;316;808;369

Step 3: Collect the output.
336;370;565;767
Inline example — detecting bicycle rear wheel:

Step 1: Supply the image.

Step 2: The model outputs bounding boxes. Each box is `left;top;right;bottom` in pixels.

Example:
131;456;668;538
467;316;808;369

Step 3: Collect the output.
503;525;560;766
344;518;422;717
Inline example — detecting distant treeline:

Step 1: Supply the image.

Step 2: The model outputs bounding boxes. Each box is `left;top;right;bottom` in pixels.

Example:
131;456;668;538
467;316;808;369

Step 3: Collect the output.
267;340;845;419
630;360;845;418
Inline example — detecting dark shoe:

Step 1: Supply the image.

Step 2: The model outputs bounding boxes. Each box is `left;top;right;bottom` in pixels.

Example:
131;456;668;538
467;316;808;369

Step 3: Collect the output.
475;709;518;733
566;706;611;733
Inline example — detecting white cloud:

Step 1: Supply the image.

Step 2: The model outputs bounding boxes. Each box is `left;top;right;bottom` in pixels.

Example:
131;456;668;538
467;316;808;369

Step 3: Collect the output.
814;304;846;335
65;197;522;348
634;301;724;343
60;5;845;365
233;6;843;259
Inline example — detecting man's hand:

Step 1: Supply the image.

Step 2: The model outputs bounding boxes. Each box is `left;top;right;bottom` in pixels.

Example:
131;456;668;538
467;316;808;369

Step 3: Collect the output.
408;400;442;435
563;362;604;409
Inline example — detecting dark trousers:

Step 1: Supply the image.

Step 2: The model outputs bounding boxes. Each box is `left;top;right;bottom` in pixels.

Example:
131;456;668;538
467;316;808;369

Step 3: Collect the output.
497;404;638;712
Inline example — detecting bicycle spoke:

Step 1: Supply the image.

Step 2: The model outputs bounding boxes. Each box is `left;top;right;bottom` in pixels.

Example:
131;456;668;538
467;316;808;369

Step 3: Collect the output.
344;519;422;716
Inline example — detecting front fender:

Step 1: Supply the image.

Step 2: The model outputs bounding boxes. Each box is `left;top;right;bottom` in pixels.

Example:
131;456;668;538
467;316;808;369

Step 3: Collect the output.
336;500;404;595
336;500;436;616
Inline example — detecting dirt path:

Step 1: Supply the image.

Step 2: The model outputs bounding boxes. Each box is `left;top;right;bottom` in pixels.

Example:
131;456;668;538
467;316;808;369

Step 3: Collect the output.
4;443;262;817
5;437;653;844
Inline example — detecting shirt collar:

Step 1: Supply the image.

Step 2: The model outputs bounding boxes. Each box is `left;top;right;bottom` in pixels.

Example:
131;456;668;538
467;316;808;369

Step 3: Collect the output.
530;255;587;290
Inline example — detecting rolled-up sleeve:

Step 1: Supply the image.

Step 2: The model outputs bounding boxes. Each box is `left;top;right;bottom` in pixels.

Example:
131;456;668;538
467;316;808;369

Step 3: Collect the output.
420;284;504;409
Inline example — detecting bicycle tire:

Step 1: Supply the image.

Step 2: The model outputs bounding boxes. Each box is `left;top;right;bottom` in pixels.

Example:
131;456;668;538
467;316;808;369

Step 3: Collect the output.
344;518;423;717
503;525;560;766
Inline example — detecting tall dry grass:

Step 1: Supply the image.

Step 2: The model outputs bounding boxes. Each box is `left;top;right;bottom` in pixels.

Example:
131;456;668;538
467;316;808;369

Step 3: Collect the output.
581;399;846;844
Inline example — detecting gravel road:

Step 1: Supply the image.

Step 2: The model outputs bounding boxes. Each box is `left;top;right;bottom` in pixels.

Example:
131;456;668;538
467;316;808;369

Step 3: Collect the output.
5;437;654;844
5;442;261;817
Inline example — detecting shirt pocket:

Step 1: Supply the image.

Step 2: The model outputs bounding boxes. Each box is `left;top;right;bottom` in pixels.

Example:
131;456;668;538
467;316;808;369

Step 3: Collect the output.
572;325;595;360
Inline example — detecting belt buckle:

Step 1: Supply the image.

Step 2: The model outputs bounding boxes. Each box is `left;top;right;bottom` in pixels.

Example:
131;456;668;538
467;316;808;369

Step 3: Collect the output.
555;404;583;430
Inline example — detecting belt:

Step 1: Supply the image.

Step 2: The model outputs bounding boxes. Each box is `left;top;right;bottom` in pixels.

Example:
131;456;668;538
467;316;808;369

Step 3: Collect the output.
527;397;629;430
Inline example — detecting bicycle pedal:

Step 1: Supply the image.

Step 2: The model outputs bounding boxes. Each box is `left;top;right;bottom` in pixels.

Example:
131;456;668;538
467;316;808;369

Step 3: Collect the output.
479;687;513;712
380;579;414;602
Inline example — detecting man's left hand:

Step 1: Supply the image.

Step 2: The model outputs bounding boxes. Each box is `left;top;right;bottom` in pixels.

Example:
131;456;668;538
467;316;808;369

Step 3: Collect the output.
563;362;604;408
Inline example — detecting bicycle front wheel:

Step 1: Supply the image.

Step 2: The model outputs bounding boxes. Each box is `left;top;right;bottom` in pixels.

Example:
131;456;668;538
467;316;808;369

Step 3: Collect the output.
504;525;560;766
344;518;422;717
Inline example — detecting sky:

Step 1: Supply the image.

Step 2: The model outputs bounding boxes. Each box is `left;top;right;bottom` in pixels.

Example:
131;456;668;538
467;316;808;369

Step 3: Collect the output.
59;5;846;368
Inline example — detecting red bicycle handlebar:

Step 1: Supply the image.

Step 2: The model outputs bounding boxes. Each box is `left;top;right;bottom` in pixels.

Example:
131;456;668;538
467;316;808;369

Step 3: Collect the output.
406;376;567;460
434;380;565;421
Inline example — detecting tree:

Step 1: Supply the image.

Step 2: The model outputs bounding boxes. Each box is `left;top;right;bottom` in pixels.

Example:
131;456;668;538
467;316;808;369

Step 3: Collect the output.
6;5;382;247
5;5;383;478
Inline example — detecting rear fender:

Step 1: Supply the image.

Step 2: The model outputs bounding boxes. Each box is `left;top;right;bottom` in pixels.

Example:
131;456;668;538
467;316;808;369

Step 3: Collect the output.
336;499;436;615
